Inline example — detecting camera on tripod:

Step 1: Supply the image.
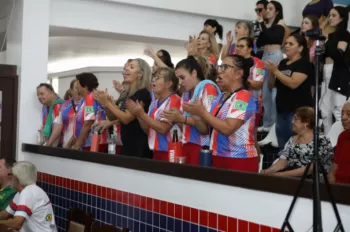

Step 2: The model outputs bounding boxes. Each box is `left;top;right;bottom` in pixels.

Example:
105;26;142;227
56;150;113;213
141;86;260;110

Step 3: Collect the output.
305;28;326;41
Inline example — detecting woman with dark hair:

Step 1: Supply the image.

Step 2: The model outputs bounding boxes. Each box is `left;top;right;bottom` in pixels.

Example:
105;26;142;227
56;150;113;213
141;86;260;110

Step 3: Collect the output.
235;37;265;157
261;107;333;179
126;68;181;161
204;19;224;50
257;0;290;133
301;15;320;62
47;80;82;148
162;56;220;165
320;6;350;135
71;73;108;151
184;55;258;172
265;34;314;150
94;59;153;158
144;47;174;76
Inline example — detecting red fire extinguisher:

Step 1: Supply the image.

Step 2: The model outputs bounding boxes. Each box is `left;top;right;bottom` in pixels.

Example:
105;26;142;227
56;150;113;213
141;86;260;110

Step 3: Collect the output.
168;129;182;162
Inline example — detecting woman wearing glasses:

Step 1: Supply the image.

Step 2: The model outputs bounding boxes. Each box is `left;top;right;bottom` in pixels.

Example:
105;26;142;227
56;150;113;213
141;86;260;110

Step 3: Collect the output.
162;56;220;165
184;55;258;172
126;68;181;161
261;107;333;179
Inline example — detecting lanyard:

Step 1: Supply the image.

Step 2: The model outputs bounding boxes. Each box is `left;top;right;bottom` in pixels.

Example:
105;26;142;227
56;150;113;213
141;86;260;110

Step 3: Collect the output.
210;87;244;138
150;93;174;116
214;87;244;117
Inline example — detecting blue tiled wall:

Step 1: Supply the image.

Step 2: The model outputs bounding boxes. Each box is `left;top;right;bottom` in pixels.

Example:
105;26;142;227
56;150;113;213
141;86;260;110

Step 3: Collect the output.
37;181;220;232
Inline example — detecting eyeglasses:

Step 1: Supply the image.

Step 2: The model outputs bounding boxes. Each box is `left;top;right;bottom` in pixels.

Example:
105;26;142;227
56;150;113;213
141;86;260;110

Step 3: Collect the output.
216;64;236;72
255;8;263;13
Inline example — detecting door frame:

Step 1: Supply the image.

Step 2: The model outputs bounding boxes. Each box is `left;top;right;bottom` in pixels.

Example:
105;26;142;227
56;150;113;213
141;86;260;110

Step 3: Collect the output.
0;65;18;159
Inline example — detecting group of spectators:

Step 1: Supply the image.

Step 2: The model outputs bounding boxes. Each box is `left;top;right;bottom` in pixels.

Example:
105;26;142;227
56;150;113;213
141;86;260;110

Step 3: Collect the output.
36;0;350;184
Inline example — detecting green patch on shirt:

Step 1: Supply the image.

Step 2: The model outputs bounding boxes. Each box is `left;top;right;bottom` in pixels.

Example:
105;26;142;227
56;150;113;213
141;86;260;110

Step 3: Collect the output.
257;68;264;76
207;95;215;102
234;100;248;112
85;106;94;113
0;186;17;211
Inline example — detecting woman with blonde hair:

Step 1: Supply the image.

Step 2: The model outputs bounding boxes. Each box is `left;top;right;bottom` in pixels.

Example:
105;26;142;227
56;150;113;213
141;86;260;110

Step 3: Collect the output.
94;58;153;158
186;30;220;66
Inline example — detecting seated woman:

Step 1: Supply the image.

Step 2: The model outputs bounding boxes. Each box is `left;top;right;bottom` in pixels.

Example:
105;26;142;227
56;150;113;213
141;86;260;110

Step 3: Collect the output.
328;102;350;184
184;55;258;172
261;107;333;179
126;68;181;161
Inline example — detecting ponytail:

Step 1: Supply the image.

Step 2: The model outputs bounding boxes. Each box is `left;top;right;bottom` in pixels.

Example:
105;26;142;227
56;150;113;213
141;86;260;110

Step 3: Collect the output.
216;24;223;40
176;56;205;81
242;58;254;89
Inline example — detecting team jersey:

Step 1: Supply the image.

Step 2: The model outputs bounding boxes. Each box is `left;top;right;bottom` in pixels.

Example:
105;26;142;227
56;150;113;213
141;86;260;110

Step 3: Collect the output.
208;53;218;67
180;83;219;146
210;90;257;158
6;184;57;232
41;104;61;131
249;57;265;113
74;92;108;147
54;100;80;146
148;94;181;152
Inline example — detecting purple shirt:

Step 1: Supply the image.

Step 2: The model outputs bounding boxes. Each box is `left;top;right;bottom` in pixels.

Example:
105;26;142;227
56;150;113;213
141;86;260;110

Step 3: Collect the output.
302;0;333;18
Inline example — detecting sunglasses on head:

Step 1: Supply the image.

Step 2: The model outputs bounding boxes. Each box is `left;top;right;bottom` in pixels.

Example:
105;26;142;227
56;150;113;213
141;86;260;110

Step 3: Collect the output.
255;8;263;13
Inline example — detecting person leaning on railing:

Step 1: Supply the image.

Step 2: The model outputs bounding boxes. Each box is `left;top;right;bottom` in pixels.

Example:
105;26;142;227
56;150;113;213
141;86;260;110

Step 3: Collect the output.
94;59;153;158
183;55;258;172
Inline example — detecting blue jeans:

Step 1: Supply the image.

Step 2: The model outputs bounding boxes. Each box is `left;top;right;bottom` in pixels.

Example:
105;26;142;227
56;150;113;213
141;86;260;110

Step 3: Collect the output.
262;50;283;128
276;112;294;150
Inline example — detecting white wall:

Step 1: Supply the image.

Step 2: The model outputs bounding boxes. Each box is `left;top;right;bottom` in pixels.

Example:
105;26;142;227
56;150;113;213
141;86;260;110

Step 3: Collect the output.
51;67;124;100
102;0;309;27
50;0;238;43
6;0;51;161
28;153;350;231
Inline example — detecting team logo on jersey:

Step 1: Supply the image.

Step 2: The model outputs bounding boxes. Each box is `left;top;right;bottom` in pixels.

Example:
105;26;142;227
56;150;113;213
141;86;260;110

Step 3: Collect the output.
85;106;94;113
45;214;53;222
256;68;264;76
234;100;247;111
207;95;215;103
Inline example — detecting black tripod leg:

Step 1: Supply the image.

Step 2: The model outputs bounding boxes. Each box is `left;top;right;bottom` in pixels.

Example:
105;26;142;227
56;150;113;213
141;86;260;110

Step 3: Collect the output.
319;163;345;232
280;162;312;232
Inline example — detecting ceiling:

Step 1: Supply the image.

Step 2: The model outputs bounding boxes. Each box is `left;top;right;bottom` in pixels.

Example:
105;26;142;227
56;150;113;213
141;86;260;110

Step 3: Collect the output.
48;27;187;74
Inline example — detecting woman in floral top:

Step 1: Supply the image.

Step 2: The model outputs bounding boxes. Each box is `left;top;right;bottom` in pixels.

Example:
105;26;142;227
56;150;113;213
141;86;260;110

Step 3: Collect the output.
261;107;333;179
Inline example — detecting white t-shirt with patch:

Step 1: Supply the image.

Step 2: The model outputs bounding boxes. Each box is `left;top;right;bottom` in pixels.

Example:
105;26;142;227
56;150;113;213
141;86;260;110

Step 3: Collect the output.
6;184;57;232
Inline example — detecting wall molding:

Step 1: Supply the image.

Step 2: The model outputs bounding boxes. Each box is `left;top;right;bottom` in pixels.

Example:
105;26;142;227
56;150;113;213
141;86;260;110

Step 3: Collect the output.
48;66;123;79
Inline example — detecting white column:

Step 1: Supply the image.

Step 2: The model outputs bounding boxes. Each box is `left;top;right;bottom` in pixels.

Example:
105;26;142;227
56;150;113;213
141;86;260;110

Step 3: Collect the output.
6;0;51;161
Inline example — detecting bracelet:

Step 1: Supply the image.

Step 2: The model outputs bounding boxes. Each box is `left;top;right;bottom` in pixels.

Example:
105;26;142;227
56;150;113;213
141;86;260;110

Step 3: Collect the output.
184;116;187;124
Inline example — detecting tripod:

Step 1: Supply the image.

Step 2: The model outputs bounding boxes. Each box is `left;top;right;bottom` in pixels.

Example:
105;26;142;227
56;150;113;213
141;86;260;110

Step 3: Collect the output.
280;40;345;232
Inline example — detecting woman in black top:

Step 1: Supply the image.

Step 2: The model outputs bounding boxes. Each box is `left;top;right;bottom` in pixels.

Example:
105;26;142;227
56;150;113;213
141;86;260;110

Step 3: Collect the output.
94;58;153;158
320;6;350;135
256;1;290;133
265;34;314;150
